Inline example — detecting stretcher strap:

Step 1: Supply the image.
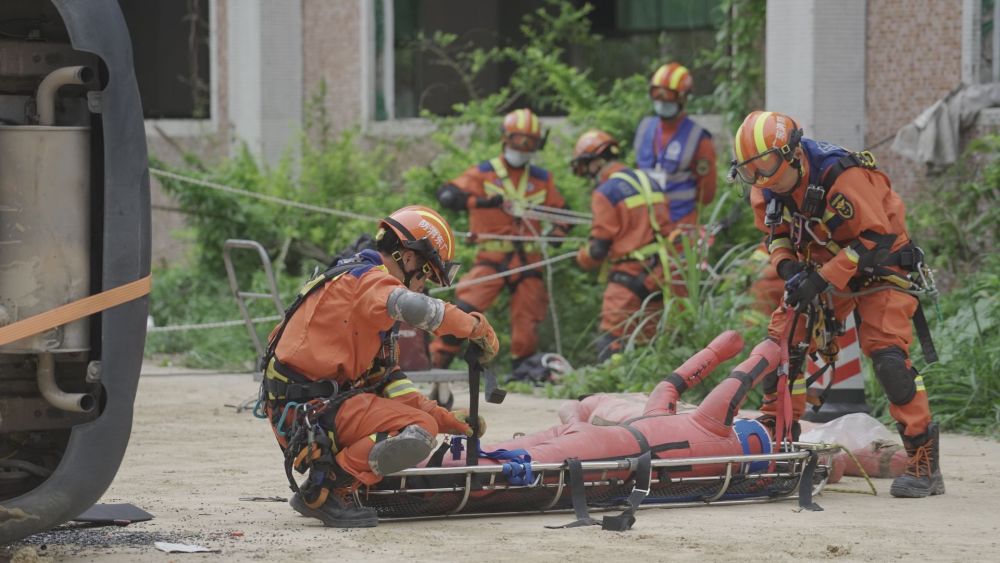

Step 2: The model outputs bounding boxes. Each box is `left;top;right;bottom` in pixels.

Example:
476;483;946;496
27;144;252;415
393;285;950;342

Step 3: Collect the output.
547;453;653;532
0;275;152;347
546;458;599;529
797;451;824;512
913;302;938;364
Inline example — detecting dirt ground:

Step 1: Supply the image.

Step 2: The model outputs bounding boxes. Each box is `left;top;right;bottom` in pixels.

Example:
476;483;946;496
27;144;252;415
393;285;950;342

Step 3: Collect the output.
11;368;1000;562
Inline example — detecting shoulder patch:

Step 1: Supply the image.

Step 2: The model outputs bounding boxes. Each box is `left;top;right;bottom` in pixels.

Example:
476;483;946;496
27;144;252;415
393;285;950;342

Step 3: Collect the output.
528;164;550;181
829;193;855;219
477;160;494;173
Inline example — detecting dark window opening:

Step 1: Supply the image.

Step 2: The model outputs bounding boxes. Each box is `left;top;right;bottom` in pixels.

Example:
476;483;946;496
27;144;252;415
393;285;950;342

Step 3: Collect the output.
385;0;721;120
118;0;210;119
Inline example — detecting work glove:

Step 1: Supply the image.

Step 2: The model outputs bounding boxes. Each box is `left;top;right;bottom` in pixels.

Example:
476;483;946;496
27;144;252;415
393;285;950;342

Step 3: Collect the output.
784;271;829;312
468;312;499;363
475;194;504;208
776;259;805;281
451;409;487;438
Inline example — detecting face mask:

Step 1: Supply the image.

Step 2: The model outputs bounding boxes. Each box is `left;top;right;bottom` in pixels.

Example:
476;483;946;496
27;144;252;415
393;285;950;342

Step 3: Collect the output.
503;147;532;168
653;100;681;119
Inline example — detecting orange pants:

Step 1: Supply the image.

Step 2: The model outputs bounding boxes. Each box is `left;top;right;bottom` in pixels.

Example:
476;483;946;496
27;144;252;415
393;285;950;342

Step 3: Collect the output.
750;262;784;314
760;287;931;436
269;393;439;487
431;251;547;361
601;262;669;338
331;393;439;486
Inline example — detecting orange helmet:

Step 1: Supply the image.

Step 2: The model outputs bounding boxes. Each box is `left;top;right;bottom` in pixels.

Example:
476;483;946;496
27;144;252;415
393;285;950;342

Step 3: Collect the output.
570;129;620;177
731;111;803;189
649;62;693;101
501;108;545;151
377;205;460;286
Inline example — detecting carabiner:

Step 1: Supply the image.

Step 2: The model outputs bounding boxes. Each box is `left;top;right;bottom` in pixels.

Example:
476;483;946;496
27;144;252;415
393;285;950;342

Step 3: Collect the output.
275;401;300;437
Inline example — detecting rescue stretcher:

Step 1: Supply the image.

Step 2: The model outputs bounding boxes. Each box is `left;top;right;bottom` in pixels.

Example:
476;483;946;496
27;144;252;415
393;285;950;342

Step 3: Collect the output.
360;443;839;521
355;330;842;524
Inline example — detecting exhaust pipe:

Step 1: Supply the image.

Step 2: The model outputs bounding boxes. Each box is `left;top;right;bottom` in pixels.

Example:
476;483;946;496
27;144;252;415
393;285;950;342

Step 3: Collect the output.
36;352;96;413
36;66;94;126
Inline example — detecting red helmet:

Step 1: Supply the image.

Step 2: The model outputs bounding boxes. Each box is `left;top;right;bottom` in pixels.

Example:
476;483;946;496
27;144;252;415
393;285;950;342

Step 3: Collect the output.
649;62;693;101
378;206;460;286
501;108;545;151
731;111;803;189
570;129;620;177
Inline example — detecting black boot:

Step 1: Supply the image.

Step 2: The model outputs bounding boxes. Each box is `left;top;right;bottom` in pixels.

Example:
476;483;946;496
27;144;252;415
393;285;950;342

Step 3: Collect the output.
890;422;945;498
290;470;378;528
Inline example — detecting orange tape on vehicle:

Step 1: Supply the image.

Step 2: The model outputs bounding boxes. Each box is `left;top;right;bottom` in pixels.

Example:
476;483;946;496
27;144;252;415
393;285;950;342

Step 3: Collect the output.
0;275;152;347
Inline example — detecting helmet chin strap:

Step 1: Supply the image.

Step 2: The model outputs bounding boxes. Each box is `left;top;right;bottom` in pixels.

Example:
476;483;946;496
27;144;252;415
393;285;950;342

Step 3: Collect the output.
391;250;426;288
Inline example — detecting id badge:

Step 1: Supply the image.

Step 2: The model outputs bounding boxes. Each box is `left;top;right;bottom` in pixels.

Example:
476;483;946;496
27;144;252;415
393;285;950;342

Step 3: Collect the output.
646;168;668;187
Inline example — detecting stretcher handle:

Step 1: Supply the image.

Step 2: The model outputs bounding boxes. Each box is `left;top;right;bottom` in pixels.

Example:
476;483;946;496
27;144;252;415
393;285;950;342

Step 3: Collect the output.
464;346;483;466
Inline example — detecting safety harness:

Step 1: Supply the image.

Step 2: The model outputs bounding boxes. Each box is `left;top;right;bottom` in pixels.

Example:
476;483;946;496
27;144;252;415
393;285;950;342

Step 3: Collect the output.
257;257;403;499
470;158;554;289
765;151;938;365
603;170;673;301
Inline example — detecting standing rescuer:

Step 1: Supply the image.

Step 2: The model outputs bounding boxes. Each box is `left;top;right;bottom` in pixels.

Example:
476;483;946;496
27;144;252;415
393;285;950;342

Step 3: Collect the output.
633;62;717;231
571;129;673;360
434;108;570;375
732;110;943;498
261;206;499;527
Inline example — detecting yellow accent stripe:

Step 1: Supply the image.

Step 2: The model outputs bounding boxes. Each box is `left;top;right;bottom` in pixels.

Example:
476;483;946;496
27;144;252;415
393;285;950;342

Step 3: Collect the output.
516;109;527;130
845;246;860;264
415;209;454;258
530;112;539;134
914;375;925;392
769;237;792;253
734;124;747;162
369;433;378;442
652;66;668;85
791;378;807;395
624;192;665;209
753;111;773;154
668;66;688;90
384;378;419;398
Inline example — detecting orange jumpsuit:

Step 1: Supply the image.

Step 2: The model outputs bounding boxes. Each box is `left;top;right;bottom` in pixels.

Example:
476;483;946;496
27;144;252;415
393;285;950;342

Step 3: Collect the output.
432;157;568;363
753;157;931;437
266;251;471;485
748;242;784;314
577;163;674;358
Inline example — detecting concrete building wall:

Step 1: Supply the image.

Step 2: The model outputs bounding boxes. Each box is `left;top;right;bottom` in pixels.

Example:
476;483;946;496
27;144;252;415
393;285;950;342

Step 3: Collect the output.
302;0;366;139
865;0;963;197
766;0;866;149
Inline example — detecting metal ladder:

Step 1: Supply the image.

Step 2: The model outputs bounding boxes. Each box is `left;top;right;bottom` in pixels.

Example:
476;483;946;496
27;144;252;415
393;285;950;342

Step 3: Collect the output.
222;239;284;374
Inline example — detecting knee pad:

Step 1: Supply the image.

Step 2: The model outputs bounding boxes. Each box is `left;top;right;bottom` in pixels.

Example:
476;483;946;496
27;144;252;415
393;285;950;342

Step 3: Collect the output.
872;347;916;406
368;425;435;477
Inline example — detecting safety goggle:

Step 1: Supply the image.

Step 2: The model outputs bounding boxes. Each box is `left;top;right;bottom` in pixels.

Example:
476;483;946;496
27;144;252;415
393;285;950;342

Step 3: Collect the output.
649;86;681;102
569;155;595;177
504;132;542;152
731;147;789;185
424;260;461;287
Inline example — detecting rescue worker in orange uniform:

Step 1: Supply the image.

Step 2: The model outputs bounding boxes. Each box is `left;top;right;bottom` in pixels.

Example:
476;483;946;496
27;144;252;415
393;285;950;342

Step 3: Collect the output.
633;62;717;231
732;111;943;498
261;206;499;527
434;108;570;374
571;129;673;361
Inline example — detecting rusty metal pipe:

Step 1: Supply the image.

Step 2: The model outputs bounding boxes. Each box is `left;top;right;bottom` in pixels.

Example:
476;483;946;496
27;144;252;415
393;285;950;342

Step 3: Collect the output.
36;352;95;413
36;66;93;126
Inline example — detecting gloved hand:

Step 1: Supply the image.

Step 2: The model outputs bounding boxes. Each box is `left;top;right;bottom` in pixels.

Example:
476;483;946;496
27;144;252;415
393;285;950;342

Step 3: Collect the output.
475;194;504;208
451;409;487;438
776;259;805;281
468;312;499;363
784;271;829;312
